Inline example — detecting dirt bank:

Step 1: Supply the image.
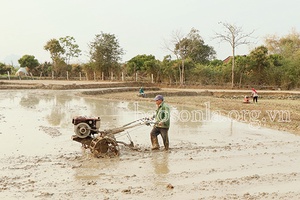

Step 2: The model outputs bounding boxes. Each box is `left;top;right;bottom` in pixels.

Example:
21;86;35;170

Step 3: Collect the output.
0;80;156;90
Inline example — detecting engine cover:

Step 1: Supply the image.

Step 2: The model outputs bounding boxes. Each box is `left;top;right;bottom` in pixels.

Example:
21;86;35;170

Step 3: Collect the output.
72;116;100;137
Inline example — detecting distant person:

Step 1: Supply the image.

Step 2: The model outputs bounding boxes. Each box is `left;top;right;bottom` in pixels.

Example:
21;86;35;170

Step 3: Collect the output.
251;88;258;103
139;87;145;97
150;95;170;151
243;95;250;103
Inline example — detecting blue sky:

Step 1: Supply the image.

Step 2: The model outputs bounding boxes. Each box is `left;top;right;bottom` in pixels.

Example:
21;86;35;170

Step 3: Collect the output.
1;0;299;66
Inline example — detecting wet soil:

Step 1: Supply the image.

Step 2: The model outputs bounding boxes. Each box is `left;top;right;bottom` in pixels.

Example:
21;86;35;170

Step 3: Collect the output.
1;80;300;199
91;89;300;135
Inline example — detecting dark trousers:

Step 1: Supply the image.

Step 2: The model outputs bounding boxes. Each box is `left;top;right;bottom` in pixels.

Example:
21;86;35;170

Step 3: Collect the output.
253;96;258;103
150;126;169;150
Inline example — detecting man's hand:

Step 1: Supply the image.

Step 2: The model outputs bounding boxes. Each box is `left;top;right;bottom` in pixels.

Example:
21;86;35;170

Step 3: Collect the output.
145;121;151;126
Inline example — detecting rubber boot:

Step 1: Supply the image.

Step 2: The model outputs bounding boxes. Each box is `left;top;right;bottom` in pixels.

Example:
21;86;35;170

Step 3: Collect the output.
151;136;160;150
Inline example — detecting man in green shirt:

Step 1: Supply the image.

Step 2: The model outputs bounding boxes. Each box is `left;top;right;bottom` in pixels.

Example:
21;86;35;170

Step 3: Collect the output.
150;95;170;150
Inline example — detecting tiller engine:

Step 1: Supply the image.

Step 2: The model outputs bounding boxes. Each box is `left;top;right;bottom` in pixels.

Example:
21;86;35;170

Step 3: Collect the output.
71;116;151;157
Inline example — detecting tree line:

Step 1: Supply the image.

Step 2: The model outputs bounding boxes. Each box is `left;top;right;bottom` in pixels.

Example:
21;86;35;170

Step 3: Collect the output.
1;25;300;90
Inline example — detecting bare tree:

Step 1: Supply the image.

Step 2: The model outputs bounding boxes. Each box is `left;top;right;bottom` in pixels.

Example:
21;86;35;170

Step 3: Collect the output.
164;29;186;85
214;22;254;88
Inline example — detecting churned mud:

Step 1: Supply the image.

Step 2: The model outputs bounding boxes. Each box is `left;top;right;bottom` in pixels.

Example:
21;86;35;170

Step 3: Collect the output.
1;85;300;199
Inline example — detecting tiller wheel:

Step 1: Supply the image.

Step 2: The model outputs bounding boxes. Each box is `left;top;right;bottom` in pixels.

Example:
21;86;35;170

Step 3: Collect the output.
90;136;119;157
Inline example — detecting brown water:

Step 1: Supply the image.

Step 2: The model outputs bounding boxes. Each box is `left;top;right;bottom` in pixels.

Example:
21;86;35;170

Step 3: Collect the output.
1;90;300;199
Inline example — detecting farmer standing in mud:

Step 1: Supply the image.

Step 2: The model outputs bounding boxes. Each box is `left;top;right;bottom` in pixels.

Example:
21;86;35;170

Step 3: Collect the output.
150;95;170;151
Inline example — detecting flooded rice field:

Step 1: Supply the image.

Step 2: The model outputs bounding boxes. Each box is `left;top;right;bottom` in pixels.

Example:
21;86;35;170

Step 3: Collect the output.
1;90;300;199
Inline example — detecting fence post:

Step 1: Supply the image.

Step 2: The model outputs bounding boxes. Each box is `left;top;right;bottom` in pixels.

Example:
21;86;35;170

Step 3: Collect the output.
52;71;54;79
79;72;81;81
122;72;124;81
7;71;10;80
135;72;138;82
66;71;69;80
151;74;154;83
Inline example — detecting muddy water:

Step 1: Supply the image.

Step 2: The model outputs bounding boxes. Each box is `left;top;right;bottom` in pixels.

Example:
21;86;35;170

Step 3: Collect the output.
0;90;206;158
1;90;300;199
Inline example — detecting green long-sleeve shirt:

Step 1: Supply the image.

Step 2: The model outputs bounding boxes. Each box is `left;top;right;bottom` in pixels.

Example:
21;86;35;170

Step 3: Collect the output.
154;102;170;128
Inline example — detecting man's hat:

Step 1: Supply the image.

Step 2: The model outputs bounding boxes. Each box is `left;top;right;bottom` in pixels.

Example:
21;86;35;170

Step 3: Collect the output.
154;95;164;101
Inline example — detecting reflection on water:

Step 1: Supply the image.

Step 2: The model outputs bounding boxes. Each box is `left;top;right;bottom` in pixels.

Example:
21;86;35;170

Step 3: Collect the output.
20;94;40;108
0;89;244;158
152;152;170;175
73;155;121;181
0;91;206;140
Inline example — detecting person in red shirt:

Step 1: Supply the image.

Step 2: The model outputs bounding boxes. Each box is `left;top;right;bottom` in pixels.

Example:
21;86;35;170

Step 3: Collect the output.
251;88;258;103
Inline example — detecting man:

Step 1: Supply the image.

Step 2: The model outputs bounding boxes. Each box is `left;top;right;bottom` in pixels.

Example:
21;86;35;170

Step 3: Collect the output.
150;95;170;150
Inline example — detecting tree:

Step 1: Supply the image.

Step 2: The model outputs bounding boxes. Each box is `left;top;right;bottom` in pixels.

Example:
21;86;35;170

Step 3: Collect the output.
0;62;14;75
44;36;81;77
160;55;177;84
209;59;223;67
184;28;216;64
248;45;270;85
265;54;283;87
70;64;83;77
59;36;81;65
34;62;52;77
264;29;300;89
144;59;161;82
0;62;5;74
234;55;249;87
214;22;254;88
265;29;300;58
165;28;215;85
89;32;124;79
18;55;39;71
165;29;187;86
82;62;95;80
44;39;65;76
126;54;156;75
190;64;215;85
44;39;65;62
